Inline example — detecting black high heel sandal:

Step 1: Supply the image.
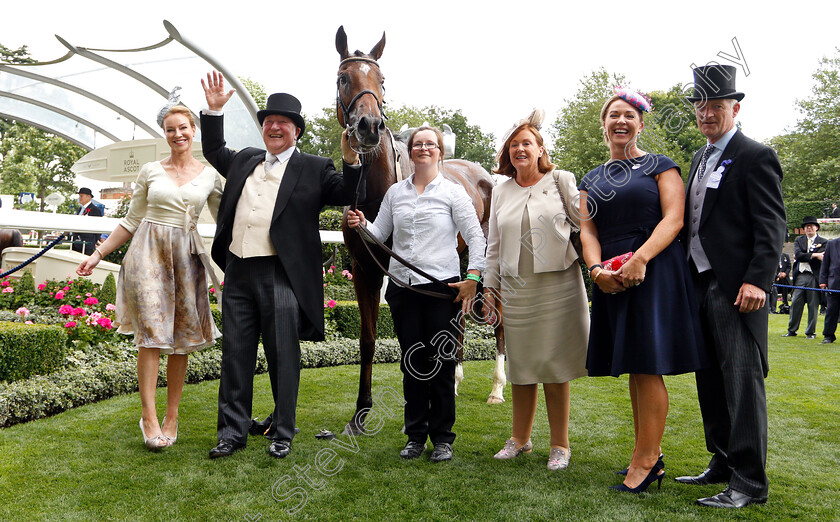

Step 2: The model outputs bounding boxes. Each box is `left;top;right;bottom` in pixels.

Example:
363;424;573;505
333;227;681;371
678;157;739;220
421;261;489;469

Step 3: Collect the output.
610;461;665;494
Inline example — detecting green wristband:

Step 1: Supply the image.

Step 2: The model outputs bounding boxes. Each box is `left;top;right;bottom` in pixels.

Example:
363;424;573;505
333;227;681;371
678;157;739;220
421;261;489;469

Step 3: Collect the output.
465;273;481;282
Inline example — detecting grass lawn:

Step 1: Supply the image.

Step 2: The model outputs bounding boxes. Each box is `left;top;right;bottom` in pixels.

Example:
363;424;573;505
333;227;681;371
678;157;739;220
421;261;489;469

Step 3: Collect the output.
1;314;838;521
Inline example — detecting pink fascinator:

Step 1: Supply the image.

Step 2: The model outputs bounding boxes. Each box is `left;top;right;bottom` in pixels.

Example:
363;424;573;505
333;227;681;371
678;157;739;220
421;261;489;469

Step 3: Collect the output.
614;86;652;113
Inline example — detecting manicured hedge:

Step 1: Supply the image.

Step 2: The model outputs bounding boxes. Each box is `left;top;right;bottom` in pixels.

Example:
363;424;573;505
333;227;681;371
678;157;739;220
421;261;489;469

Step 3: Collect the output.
786;200;833;233
330;301;396;339
0;322;67;383
0;336;497;427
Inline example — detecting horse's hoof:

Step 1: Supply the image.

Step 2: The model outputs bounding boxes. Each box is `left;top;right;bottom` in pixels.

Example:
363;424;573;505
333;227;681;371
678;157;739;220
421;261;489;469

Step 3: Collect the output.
342;422;364;436
486;395;505;404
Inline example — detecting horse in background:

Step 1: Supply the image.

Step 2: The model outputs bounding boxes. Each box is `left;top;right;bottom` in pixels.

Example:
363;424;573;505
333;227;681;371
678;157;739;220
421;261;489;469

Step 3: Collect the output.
0;229;23;259
335;26;505;435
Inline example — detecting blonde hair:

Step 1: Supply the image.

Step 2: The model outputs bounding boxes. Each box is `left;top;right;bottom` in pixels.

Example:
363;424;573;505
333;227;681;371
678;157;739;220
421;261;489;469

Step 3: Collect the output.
160;105;196;129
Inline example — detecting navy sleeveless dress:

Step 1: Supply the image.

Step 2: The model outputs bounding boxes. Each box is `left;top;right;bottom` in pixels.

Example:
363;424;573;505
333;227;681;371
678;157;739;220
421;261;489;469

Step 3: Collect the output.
579;154;708;377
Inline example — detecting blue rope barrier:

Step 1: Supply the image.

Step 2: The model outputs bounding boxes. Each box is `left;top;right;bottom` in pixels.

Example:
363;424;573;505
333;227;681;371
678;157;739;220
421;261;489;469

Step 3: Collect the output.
773;283;840;294
0;233;68;279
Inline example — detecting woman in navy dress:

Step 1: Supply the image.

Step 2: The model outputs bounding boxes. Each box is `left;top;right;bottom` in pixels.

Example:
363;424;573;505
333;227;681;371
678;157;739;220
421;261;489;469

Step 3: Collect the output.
578;88;707;493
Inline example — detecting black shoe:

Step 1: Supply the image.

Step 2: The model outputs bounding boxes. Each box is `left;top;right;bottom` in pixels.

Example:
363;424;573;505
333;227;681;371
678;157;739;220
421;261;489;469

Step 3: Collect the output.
822;338;835;344
209;439;245;459
696;487;767;508
806;334;816;339
430;443;453;463
399;440;426;459
674;468;730;485
610;463;666;494
268;439;292;459
782;332;797;337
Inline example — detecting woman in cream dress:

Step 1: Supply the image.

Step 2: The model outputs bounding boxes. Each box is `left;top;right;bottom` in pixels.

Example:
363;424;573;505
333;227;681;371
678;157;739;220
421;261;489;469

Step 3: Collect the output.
77;105;223;450
483;110;588;471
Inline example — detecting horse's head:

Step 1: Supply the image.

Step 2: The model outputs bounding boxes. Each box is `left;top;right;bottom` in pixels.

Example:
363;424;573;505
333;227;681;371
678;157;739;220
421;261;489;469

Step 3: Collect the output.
335;26;387;153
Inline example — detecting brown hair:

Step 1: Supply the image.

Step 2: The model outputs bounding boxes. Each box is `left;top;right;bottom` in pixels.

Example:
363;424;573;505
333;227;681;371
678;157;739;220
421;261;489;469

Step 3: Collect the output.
160;105;196;129
408;126;445;162
493;124;554;178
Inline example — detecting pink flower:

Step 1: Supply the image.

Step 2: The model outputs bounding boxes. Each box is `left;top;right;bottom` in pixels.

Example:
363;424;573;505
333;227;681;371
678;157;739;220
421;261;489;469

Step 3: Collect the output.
64;321;77;328
327;299;337;309
209;287;215;293
84;297;99;306
75;295;81;299
105;303;116;311
24;320;33;325
63;286;70;292
15;307;30;316
71;307;87;317
327;268;333;274
2;287;13;294
342;269;351;277
85;293;92;297
97;317;113;329
1;281;9;287
347;274;353;281
38;283;47;291
59;305;74;315
55;291;65;300
330;265;336;270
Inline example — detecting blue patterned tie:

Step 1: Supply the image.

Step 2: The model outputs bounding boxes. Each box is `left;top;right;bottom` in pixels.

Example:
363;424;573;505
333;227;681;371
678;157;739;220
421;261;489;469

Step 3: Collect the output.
697;145;714;181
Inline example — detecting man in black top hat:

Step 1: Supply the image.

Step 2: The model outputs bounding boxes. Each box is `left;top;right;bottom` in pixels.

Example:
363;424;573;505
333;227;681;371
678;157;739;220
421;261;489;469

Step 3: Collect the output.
71;187;103;255
785;216;827;338
678;64;786;508
200;72;362;460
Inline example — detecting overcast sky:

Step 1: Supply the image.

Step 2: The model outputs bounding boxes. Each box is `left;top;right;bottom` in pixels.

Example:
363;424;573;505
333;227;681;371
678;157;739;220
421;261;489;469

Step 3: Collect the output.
3;0;837;154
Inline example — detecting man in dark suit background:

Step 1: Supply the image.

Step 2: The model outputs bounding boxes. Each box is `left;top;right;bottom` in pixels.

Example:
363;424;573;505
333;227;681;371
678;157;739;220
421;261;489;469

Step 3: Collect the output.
676;65;786;508
71;187;103;255
819;238;840;343
784;217;826;338
772;252;792;314
200;72;361;459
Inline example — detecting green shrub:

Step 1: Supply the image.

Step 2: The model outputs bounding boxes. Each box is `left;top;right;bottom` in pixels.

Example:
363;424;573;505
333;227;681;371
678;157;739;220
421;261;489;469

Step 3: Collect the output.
0;322;67;383
329;301;396;338
786;200;833;233
99;273;117;307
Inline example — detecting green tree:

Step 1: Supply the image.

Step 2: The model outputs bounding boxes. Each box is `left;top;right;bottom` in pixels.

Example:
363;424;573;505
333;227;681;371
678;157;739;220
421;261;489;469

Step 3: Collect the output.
550;68;626;180
770;50;840;202
298;107;344;167
644;85;707;181
239;76;267;111
0;123;86;211
1;43;37;141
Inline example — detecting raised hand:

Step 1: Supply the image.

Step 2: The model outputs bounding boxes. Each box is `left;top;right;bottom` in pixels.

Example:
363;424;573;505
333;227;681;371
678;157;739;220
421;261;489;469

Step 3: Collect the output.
201;71;235;111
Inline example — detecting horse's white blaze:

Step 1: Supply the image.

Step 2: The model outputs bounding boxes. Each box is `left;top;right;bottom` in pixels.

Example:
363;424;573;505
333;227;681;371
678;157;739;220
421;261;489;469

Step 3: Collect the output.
359;63;371;75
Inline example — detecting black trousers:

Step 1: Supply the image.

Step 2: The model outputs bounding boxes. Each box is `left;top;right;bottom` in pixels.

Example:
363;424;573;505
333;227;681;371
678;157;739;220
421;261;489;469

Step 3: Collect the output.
822;291;840;340
385;278;460;446
218;255;301;444
788;271;819;335
694;271;768;497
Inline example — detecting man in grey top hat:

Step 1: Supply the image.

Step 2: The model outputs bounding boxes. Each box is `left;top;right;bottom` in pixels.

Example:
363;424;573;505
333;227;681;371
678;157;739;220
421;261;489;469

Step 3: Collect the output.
677;64;786;508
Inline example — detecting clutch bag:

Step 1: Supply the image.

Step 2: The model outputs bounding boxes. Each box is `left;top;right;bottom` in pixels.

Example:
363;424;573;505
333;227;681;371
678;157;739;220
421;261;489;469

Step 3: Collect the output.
603;251;633;271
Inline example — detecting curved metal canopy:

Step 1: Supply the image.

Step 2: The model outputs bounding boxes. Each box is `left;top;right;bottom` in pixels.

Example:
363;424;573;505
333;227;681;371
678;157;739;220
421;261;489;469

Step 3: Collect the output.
0;20;262;152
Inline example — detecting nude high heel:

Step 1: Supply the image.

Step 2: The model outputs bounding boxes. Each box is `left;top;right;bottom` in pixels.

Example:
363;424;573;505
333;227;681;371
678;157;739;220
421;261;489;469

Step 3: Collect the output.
140;418;168;451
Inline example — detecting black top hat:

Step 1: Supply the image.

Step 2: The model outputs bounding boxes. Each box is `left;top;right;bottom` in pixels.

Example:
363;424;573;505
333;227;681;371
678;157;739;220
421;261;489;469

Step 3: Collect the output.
257;93;306;137
685;65;745;103
77;187;93;196
801;216;820;229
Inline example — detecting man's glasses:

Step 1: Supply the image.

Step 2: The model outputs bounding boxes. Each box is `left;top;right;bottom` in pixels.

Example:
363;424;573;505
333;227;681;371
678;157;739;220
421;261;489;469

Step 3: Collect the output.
411;142;439;150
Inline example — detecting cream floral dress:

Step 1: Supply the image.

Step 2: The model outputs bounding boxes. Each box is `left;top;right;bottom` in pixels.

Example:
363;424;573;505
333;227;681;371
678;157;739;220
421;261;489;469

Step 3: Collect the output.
116;161;223;354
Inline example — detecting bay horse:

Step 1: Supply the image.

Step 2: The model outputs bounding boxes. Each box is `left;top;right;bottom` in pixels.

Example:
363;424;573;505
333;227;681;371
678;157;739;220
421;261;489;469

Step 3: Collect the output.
335;26;506;435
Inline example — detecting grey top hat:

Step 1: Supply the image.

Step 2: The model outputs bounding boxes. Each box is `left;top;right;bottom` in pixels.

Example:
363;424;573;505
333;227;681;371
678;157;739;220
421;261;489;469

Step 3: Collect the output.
686;65;745;102
257;93;306;136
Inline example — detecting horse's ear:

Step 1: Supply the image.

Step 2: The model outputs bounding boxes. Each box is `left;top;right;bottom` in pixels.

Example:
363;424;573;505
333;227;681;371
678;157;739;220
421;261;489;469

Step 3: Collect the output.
336;25;350;60
369;32;386;61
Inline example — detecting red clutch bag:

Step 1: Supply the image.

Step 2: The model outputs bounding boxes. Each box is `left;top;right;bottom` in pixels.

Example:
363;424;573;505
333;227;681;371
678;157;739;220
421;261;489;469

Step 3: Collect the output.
603;252;633;271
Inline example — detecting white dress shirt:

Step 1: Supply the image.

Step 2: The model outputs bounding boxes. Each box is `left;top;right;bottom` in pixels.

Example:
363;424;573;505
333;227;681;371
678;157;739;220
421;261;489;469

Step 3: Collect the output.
364;173;486;285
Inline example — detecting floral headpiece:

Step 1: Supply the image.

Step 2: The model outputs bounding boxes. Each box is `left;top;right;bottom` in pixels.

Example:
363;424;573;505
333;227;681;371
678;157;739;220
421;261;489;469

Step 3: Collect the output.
614;86;652;113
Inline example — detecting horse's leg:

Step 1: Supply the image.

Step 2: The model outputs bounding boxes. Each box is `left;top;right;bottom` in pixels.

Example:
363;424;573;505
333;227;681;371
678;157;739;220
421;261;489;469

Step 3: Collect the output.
487;302;506;404
343;263;383;435
454;312;465;397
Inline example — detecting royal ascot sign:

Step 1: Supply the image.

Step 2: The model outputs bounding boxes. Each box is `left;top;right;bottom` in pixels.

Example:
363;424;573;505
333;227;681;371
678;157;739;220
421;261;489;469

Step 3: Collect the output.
110;144;156;177
71;139;209;183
